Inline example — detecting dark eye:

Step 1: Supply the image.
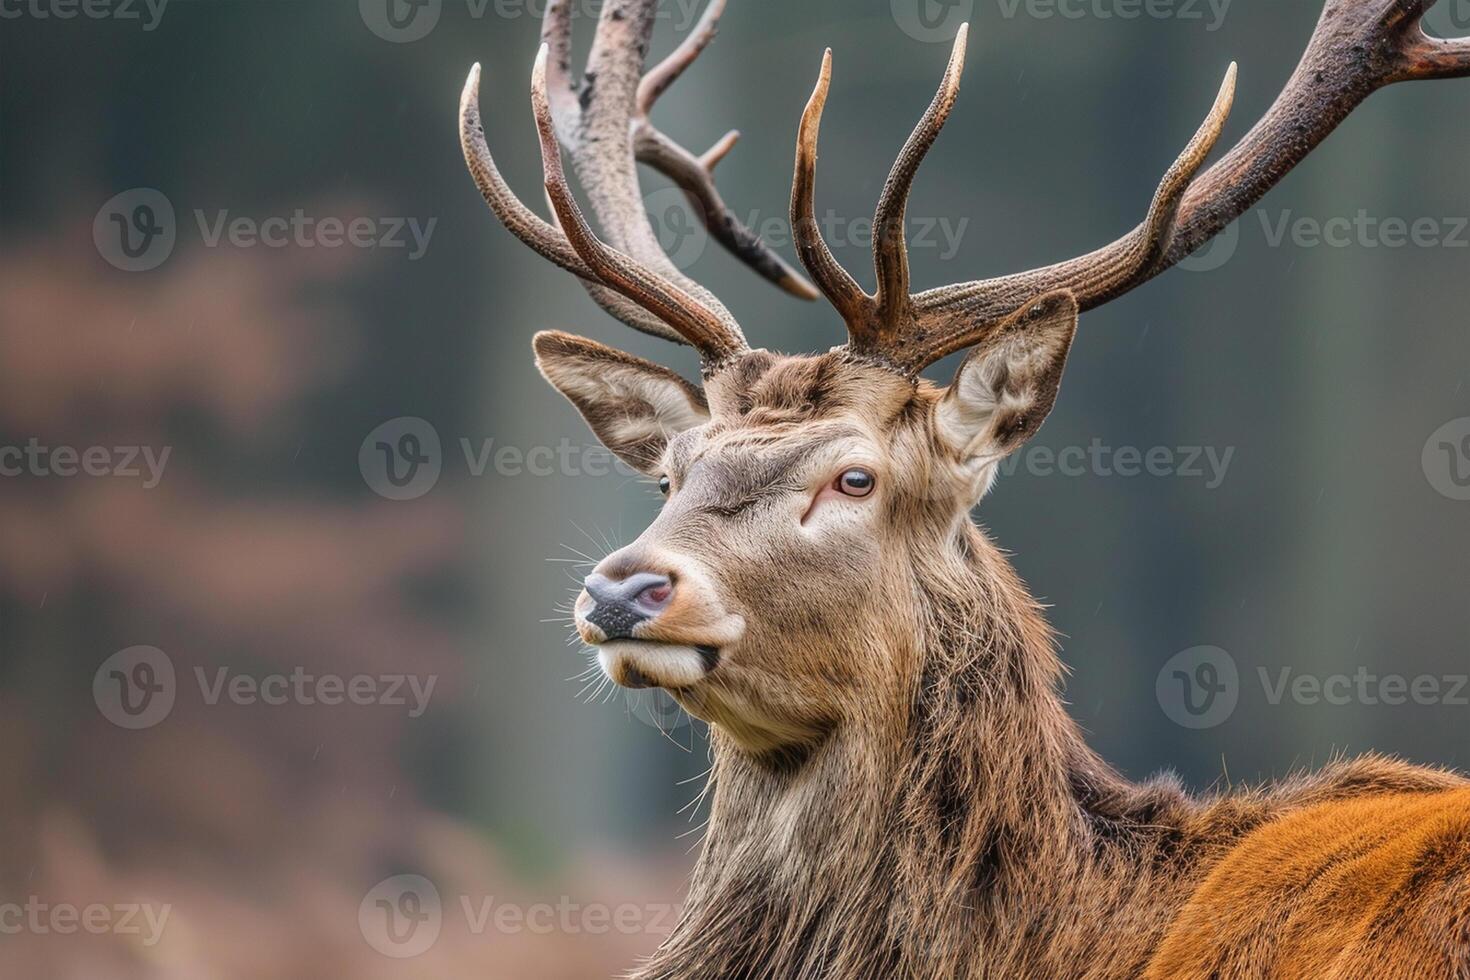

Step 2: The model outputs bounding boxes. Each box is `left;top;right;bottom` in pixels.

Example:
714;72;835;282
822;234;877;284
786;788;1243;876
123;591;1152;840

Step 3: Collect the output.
658;476;671;496
835;468;875;498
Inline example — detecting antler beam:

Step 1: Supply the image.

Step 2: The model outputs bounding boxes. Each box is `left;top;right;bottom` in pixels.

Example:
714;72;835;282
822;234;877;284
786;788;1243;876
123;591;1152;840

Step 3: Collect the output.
903;0;1470;372
906;60;1236;368
794;0;1470;375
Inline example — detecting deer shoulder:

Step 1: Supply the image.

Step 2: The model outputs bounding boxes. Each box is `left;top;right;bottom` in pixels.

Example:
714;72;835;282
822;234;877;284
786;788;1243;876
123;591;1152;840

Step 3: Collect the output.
1151;787;1470;977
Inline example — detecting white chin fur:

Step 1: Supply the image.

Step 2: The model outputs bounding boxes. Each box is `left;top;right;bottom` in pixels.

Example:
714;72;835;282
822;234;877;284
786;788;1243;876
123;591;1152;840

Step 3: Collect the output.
599;642;709;689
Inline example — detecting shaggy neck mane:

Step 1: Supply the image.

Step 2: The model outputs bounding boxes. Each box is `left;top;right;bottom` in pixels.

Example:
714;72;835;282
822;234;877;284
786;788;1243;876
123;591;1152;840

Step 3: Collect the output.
633;521;1460;979
635;522;1198;978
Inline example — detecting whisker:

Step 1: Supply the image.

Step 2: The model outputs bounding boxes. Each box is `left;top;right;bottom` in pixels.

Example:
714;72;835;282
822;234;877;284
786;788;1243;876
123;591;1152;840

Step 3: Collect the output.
556;540;601;564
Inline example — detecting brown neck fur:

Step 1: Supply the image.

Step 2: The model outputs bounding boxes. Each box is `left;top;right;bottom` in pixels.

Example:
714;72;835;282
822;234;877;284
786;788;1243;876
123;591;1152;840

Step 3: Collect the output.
634;520;1463;979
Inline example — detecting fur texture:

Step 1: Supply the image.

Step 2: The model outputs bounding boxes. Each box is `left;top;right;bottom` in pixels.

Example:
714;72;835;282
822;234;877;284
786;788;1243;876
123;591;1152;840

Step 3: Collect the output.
535;337;1469;979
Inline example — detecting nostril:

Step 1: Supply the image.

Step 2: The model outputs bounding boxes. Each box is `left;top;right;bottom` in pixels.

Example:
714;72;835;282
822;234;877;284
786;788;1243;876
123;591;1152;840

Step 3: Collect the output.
635;580;674;611
582;570;674;639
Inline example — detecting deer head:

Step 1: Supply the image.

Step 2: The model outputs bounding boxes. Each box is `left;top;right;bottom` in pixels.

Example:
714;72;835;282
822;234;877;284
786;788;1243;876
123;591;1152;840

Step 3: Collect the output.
462;0;1470;756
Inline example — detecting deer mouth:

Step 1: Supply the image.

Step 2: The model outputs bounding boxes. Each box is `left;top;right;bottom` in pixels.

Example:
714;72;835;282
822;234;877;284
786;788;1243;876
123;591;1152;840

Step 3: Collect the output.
598;640;720;690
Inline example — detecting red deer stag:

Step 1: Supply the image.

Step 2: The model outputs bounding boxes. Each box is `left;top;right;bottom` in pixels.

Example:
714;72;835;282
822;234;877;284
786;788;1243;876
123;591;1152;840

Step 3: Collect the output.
460;1;1470;975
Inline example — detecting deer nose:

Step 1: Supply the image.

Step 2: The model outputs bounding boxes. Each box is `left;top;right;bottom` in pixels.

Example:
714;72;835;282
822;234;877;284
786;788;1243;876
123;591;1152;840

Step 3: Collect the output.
582;571;675;640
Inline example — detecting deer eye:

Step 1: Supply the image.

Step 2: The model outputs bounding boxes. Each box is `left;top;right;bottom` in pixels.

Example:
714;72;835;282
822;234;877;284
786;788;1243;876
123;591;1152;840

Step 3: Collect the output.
658;476;671;496
835;468;876;498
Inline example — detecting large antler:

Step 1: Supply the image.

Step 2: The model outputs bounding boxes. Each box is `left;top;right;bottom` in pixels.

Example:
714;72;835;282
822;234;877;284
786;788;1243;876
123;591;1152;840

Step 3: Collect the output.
795;0;1470;375
461;0;814;366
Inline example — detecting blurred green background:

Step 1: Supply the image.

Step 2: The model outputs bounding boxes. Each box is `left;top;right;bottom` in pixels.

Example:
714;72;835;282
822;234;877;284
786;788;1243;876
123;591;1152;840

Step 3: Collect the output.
2;0;1468;975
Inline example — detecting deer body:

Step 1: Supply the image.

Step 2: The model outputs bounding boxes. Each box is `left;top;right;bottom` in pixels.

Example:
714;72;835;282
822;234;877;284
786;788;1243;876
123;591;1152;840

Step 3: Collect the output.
598;355;1470;980
460;1;1470;975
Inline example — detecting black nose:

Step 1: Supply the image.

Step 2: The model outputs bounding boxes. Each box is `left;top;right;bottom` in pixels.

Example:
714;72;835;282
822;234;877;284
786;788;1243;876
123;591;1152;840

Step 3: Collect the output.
583;572;675;640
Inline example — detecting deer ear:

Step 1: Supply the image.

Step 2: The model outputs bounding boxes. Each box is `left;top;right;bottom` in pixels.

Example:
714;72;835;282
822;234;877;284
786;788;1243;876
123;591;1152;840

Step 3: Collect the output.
533;331;710;475
936;291;1078;477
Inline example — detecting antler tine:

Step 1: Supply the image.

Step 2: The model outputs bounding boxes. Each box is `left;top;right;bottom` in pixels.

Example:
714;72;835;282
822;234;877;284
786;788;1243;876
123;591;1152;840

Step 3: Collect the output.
872;24;969;337
906;61;1235;370
576;0;812;314
540;0;581;143
1395;3;1470;82
533;47;750;365
638;0;725;114
901;0;1468;375
459;63;688;344
635;125;820;301
630;0;820;300
791;50;875;336
460;63;584;277
701;129;741;170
